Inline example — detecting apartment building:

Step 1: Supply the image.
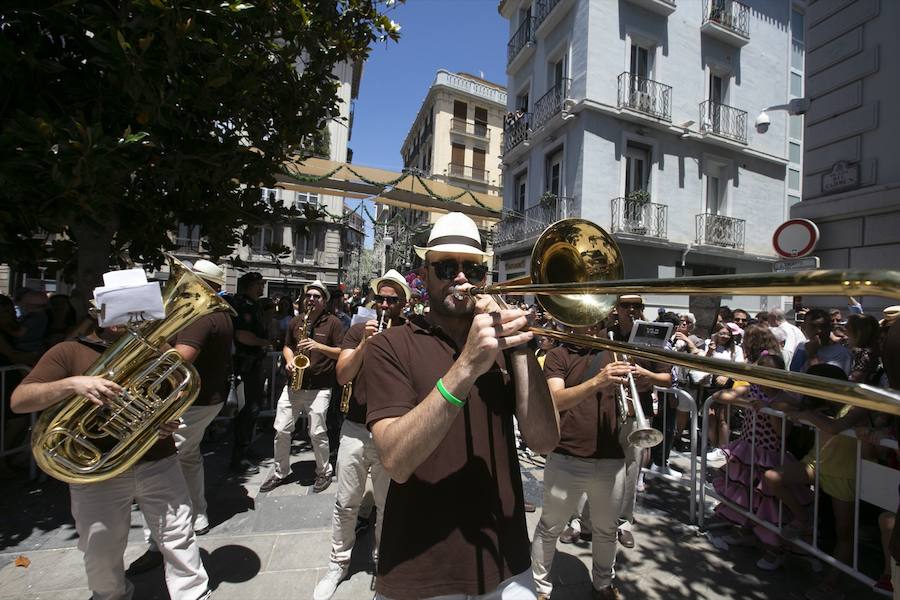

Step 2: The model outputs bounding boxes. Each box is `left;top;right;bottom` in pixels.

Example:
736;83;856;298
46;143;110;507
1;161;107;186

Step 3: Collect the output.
496;0;804;320
174;61;366;298
379;70;507;272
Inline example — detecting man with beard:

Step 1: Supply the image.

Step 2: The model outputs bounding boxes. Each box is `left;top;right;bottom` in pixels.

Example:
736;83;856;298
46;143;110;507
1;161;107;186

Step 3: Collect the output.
313;269;410;600
358;212;560;600
261;280;344;493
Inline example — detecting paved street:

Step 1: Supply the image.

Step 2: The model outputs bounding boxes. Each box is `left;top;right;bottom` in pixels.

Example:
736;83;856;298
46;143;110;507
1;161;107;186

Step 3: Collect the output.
0;424;884;600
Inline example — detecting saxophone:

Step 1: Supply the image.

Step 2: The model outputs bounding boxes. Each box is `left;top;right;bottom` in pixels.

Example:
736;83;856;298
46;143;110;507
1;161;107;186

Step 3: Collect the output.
340;311;391;413
289;307;313;391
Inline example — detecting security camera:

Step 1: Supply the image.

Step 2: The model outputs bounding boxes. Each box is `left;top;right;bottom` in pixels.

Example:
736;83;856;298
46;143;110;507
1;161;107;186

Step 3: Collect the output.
755;112;771;134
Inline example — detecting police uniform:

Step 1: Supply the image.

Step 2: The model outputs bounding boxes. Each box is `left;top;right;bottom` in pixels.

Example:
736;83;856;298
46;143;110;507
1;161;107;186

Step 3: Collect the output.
231;291;268;466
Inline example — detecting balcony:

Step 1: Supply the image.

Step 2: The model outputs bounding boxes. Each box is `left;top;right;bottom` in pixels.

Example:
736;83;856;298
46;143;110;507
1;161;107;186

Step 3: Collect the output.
610;197;667;239
446;162;488;183
494;194;575;248
533;78;571;131
624;0;676;16
450;117;490;141
701;0;750;47
503;111;531;155
617;72;672;122
535;0;573;37
507;16;536;72
700;100;748;144
696;213;745;251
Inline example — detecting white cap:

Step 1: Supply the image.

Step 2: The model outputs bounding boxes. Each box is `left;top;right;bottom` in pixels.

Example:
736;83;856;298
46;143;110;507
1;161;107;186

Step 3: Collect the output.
370;269;412;300
414;212;491;260
192;259;226;286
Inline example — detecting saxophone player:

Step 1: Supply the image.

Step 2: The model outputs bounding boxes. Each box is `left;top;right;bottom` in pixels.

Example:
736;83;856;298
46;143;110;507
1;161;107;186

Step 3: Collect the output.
10;318;211;600
313;269;409;600
262;280;344;493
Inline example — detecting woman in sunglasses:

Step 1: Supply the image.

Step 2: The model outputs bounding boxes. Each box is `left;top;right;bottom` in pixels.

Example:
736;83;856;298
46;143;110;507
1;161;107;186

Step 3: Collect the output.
357;212;559;600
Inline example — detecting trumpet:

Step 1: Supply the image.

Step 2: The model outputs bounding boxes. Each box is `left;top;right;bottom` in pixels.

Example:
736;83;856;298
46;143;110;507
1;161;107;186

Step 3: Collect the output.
340;310;391;413
289;308;313;392
609;331;663;449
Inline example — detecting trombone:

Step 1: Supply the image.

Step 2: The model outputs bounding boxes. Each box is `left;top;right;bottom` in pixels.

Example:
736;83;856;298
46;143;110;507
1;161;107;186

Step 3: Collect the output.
460;218;900;416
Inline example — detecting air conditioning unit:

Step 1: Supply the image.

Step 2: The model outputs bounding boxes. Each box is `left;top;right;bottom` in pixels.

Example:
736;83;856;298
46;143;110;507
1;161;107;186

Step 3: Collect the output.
631;91;654;113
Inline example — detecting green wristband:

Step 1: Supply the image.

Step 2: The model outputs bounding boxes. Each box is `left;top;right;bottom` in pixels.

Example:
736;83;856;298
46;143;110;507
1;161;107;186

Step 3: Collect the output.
436;378;465;407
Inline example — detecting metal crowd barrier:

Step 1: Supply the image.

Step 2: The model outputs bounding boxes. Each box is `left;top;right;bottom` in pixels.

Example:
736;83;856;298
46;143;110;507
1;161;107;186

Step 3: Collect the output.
0;365;37;479
697;393;900;588
646;386;699;524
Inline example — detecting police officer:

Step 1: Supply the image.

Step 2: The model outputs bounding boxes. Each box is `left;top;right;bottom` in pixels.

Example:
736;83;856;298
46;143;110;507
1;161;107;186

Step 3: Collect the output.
230;271;271;474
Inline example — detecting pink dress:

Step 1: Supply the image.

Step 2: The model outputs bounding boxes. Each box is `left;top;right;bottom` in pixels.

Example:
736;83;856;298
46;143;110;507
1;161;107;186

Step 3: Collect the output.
712;385;813;546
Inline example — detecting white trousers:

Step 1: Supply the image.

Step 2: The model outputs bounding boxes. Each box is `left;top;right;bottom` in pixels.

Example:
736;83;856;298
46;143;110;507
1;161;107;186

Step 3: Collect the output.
531;453;625;595
617;417;643;531
70;456;209;600
273;387;332;479
375;569;536;600
146;403;223;550
330;419;390;566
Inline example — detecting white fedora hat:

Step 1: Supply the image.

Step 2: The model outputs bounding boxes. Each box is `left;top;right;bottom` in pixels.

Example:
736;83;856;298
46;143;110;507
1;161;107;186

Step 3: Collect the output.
303;280;330;303
370;269;412;300
192;259;226;286
414;212;492;260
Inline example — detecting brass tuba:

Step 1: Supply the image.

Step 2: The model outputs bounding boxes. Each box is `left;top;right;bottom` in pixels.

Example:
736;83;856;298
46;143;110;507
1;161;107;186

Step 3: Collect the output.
289;308;313;391
31;256;237;484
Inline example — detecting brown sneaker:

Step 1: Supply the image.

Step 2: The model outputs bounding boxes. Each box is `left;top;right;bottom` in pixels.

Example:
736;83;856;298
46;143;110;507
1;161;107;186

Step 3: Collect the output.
592;585;622;600
313;473;333;493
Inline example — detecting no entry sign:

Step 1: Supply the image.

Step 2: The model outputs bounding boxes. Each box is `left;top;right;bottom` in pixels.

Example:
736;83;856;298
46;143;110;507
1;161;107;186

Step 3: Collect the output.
772;219;819;258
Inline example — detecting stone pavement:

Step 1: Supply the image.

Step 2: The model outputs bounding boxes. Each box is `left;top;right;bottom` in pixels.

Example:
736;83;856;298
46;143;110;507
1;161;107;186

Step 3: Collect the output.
0;425;885;600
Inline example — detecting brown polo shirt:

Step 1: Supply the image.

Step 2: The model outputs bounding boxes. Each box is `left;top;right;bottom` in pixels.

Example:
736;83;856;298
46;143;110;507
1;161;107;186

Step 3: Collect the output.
602;325;672;415
341;317;405;425
172;312;233;406
21;340;176;461
543;345;624;460
285;311;344;390
358;315;530;599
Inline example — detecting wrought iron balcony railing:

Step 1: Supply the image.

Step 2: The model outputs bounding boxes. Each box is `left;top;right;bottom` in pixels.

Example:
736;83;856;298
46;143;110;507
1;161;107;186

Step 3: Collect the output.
532;78;571;131
451;117;490;139
610;197;667;239
494;195;575;247
503;111;531;154
447;162;488;182
695;213;745;250
536;0;563;29
700;100;748;144
703;0;750;38
617;72;672;122
507;16;536;65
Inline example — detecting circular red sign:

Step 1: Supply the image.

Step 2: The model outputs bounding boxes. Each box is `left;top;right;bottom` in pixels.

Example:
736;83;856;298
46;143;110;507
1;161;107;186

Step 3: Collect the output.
772;219;819;258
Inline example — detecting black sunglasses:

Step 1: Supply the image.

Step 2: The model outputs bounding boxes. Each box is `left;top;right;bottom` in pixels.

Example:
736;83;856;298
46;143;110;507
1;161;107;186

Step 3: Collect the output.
619;302;644;310
373;294;401;305
304;293;322;300
429;260;488;282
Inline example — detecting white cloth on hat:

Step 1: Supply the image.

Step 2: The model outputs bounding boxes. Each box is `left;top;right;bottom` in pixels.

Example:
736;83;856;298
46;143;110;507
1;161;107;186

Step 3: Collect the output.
370;269;412;300
414;211;492;260
93;268;165;327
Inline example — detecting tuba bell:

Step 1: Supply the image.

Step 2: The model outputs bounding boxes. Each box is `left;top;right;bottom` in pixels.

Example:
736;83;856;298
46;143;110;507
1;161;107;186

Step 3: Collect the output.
31;256;237;484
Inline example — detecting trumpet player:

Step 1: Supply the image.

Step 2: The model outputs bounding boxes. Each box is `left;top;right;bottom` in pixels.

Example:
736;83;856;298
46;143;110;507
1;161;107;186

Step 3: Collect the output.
532;325;634;600
603;295;672;549
313;270;409;600
10;318;211;600
261;280;343;494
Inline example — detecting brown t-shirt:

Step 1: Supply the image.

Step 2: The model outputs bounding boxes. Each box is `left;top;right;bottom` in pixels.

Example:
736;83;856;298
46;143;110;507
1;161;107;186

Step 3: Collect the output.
172;312;233;406
359;316;530;599
543;345;624;459
341;318;405;425
21;340;176;461
284;312;345;390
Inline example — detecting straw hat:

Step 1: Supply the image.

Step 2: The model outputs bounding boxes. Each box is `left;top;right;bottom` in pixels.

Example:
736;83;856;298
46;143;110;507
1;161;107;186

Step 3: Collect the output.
883;305;900;325
370;269;412;300
617;294;644;304
192;259;226;287
303;280;330;303
414;212;492;260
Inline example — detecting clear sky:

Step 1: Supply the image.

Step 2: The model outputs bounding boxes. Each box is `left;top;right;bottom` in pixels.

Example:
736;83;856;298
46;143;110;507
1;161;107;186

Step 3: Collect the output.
345;0;508;246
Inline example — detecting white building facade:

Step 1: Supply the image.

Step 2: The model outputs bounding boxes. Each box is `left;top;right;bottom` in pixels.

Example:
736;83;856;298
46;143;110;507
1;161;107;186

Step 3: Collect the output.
496;0;804;325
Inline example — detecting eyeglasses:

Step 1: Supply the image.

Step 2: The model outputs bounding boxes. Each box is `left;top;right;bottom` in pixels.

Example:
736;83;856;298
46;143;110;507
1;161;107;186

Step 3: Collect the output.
304;293;322;300
374;295;401;305
618;302;644;310
733;317;748;323
428;260;488;282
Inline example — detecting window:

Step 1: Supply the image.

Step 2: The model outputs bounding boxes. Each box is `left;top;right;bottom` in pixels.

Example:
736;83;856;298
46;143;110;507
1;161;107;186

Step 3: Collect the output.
789;115;803;139
550;55;566;89
790;72;803;98
789;142;802;163
630;44;651;79
295;226;319;260
788;168;801;191
251;226;275;254
515;91;529;112
624;143;650;196
295;191;318;208
176;223;201;251
453;100;467;132
705;168;725;215
545;148;563;197
513;171;527;213
709;73;725;104
450;143;466;176
474;107;488;137
472;147;486;181
261;188;278;206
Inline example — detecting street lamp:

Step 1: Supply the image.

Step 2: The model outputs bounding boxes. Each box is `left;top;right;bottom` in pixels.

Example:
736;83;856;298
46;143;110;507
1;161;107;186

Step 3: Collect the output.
755;97;811;134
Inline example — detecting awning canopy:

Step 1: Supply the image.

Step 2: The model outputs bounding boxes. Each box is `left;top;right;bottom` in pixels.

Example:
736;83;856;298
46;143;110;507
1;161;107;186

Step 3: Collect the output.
276;157;502;222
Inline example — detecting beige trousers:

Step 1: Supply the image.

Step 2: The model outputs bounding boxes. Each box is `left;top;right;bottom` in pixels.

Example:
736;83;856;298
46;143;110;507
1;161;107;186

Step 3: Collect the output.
273;387;332;479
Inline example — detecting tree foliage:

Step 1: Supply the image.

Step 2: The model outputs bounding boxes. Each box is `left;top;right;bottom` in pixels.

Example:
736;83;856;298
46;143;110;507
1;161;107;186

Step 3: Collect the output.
0;0;399;306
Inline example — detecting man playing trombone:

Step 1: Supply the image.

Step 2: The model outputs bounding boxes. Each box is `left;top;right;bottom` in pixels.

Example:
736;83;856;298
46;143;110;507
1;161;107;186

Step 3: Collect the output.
532;324;634;600
313;269;410;600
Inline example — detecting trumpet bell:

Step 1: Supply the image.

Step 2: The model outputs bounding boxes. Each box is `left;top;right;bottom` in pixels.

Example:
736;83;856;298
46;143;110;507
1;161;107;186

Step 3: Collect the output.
530;219;624;326
628;427;664;449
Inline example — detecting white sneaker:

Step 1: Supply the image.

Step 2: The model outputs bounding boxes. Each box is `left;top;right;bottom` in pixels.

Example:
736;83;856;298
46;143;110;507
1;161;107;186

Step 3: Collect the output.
706;448;726;462
662;464;683;479
636;473;646;492
313;563;347;600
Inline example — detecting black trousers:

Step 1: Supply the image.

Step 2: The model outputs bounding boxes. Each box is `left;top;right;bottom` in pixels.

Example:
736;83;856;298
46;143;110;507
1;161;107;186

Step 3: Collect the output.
232;355;265;461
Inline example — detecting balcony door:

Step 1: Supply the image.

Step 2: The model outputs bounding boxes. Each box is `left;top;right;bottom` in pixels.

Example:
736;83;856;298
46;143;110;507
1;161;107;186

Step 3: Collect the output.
472;147;486;182
513;171;527;214
629;43;654;111
474;106;488;137
708;73;727;132
630;44;651;80
624;143;651;233
706;168;725;216
545;148;563;198
450;143;466;177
